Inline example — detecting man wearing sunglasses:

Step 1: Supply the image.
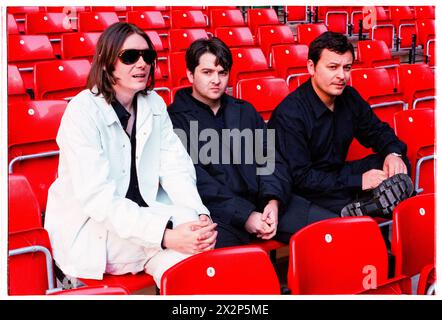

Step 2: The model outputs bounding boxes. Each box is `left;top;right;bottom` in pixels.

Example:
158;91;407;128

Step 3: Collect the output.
168;38;296;247
44;23;217;289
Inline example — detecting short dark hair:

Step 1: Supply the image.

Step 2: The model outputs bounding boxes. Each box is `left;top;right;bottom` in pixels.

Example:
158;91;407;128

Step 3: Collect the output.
308;31;355;66
185;37;233;73
87;22;156;104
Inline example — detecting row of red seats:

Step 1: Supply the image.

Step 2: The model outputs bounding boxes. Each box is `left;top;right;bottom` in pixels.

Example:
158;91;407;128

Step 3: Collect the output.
8;172;435;295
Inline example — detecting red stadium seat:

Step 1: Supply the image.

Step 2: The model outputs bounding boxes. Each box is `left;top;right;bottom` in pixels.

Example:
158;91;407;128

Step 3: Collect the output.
236;77;290;120
90;6;129;21
270;44;309;91
126;11;169;50
214;26;255;48
170;9;207;29
394;109;435;194
8;100;68;211
49;285;130;295
296;23;328;46
61;32;101;61
209;9;245;33
324;7;350;34
256;25;295;63
247;8;280;36
391;194;435;294
288;217;412;294
7;6;43;33
356;40;400;68
8;174;42;232
160;246;281;295
7;64;30;103
79;273;155;294
396;64;435;109
25;12;73;56
168;28;208;53
284;6;308;23
369;6;395;49
414;6;435;20
8;34;56;90
77;11;119;32
8;13;19;34
416;19;435;66
389;6;417;49
33;59;91;100
168;51;189;88
229;47;275;96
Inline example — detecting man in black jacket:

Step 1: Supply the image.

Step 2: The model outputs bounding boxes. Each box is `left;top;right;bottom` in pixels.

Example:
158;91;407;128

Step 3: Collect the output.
168;38;294;247
268;31;413;232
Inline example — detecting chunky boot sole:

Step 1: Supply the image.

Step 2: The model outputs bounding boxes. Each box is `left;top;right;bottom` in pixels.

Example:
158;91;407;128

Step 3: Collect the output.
341;173;414;217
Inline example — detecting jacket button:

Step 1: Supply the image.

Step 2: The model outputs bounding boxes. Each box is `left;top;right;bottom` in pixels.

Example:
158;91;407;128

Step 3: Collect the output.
122;170;126;174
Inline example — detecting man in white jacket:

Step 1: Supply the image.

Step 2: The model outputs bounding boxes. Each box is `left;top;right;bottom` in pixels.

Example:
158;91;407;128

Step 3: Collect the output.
44;22;217;288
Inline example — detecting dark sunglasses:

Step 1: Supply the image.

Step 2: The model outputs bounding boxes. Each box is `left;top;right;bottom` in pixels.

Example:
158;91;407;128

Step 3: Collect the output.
118;49;157;65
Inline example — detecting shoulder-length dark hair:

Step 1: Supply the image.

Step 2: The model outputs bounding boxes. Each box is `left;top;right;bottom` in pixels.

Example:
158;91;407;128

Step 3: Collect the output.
87;22;156;104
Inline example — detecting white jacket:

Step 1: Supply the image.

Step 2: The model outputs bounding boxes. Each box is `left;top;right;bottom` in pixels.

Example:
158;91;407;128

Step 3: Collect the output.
44;89;209;279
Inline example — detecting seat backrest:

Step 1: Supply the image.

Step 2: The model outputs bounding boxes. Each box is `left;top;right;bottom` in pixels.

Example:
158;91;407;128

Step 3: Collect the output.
168;51;190;87
236;77;290;120
416;19;435;47
8;174;42;233
414;6;435;20
8;100;68;210
126;10;167;30
389;6;415;26
210;9;245;30
285;6;307;22
170;9;207;29
350;67;397;102
356;39;395;67
288;217;389;294
161;246;281;295
61;32;101;60
25;12;72;35
78;11;119;32
8;13;19;34
257;25;295;61
391;194;435;277
214;26;255;48
296;23;328;46
247;8;280;36
396;64;435;108
33;59;91;100
8;34;55;63
7;64;30;103
8;228;54;295
270;44;308;79
169;28;208;52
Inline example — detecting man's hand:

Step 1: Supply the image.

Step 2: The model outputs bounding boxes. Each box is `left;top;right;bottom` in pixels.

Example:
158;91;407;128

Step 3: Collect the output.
245;211;272;236
259;200;279;240
383;153;408;177
362;169;388;190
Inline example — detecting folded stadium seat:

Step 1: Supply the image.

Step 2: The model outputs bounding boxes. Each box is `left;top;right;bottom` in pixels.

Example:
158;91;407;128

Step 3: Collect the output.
350;67;406;128
247;8;280;37
8;173;43;232
368;6;395;49
287;217;412;294
7;34;56;91
8;13;19;34
229;47;276;96
295;23;328;46
33;59;91;100
160;245;281;295
394;109;435;195
126;11;170;53
236;77;290;120
323;6;351;35
270;44;309;92
9;228;131;295
256;25;295;65
7;64;30;103
389;6;417;50
153;66;171;105
168;28;208;53
90;6;129;21
209;8;245;34
145;30;169;80
214;26;255;48
396;64;435;109
414;6;435;20
284;6;308;24
170;9;207;30
77;11;119;32
8;100;68;211
416;19;435;67
25;12;73;57
391;194;435;294
7;6;42;33
61;32;101;61
168;51;190;88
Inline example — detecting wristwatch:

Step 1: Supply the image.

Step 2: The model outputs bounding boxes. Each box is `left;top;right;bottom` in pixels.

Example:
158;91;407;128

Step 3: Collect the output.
390;152;402;157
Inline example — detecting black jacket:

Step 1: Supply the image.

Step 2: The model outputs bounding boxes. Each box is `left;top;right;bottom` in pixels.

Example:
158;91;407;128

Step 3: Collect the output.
168;88;291;229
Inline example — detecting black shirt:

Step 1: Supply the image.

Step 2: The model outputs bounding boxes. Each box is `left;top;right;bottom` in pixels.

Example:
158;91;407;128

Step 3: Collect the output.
268;79;406;198
111;97;148;207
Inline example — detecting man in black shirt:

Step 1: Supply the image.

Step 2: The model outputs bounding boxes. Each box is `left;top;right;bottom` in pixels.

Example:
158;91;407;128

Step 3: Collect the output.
268;32;413;233
168;38;293;247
